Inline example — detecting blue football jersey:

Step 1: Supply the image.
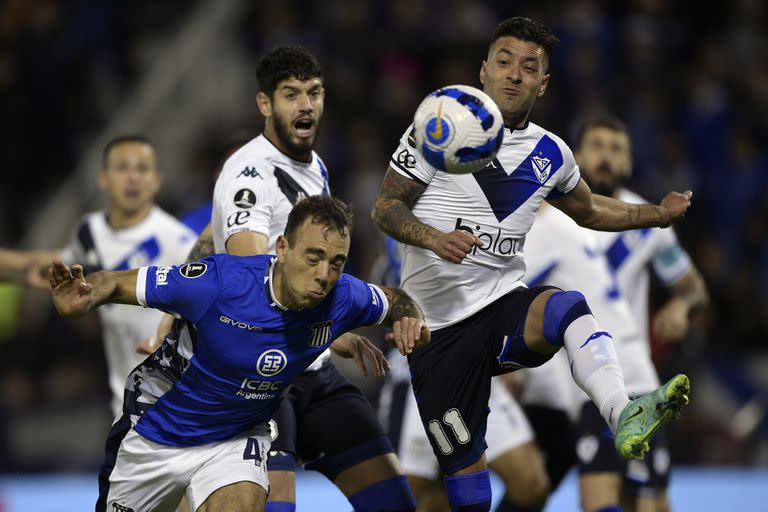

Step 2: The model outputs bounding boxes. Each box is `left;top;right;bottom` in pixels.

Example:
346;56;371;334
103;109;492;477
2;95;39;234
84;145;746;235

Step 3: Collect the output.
127;254;389;447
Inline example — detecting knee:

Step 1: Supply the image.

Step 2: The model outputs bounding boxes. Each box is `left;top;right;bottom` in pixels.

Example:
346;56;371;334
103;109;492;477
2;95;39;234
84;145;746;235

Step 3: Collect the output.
501;467;551;506
542;290;592;348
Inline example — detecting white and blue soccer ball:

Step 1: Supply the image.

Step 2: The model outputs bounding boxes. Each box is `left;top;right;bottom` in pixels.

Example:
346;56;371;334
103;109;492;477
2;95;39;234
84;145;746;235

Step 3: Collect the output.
413;84;504;174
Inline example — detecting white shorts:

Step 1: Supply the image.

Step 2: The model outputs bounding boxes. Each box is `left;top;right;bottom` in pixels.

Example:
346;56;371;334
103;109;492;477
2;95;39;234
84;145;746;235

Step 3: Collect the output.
105;425;271;512
395;378;533;480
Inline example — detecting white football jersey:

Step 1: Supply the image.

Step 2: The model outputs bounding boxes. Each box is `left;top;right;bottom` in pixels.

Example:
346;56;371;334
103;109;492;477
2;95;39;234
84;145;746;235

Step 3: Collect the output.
211;134;331;370
212;134;329;254
60;207;196;417
522;205;658;402
595;189;692;346
390;123;581;329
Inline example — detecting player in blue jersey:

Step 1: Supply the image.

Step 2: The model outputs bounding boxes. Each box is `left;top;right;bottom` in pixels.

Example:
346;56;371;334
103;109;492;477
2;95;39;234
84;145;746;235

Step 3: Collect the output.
49;196;427;512
162;47;418;512
372;17;692;512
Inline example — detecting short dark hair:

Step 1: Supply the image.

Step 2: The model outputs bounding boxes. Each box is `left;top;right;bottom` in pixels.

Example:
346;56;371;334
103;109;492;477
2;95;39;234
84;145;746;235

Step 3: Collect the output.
256;46;323;97
490;17;559;67
284;195;353;245
576;117;629;148
102;135;153;167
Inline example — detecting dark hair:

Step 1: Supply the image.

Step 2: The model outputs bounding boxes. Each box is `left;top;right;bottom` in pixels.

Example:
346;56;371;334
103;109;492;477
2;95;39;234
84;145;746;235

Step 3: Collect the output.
576;117;629;147
256;46;323;96
102;135;153;167
490;17;559;66
284;195;353;245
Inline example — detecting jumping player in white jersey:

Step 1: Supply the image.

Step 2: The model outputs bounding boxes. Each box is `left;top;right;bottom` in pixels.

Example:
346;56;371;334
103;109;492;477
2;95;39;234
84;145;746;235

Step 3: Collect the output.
572;118;709;512
372;17;692;512
376;237;550;512
0;136;196;418
48;196;429;512
176;47;418;512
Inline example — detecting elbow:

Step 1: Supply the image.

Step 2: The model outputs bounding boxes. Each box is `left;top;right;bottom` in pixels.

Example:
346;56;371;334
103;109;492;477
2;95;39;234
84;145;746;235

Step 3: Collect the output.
574;208;600;229
370;200;386;231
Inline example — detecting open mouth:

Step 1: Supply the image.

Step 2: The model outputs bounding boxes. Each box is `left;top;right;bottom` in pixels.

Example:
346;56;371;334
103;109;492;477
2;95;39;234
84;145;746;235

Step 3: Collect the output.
294;118;315;137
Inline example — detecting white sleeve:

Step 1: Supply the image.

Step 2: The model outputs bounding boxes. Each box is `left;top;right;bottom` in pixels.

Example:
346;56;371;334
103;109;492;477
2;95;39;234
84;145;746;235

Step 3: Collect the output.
553;142;581;196
389;125;437;185
213;160;275;245
651;228;692;284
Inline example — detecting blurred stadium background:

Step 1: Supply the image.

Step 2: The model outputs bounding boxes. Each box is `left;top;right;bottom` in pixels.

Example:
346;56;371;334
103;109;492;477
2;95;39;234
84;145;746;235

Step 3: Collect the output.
0;0;766;510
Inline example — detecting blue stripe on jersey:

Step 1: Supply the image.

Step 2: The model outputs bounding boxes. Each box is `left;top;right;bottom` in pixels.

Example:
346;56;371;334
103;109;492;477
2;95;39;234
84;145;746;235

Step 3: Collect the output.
316;156;330;196
113;236;161;271
525;261;557;288
605;229;651;271
472;135;564;222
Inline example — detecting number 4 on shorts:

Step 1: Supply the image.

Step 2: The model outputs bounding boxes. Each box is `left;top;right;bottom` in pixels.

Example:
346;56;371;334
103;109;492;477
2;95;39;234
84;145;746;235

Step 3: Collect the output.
427;408;471;455
243;437;263;466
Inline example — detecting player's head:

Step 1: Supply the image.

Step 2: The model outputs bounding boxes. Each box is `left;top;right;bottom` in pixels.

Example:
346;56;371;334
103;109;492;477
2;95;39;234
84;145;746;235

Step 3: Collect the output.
256;46;324;162
575;118;632;197
480;17;558;128
275;196;352;309
99;135;160;216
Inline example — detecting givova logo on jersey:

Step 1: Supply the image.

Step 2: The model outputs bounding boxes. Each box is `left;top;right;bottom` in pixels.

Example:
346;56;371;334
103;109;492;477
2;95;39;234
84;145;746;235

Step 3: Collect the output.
454;217;523;256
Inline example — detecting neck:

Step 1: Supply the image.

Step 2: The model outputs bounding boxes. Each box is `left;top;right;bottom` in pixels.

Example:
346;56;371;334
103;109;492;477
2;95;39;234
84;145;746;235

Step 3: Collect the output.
271;261;299;310
107;203;153;230
264;125;312;163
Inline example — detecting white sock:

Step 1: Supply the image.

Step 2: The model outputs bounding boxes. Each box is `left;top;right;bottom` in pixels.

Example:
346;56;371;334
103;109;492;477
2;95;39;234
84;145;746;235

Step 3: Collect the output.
563;314;630;433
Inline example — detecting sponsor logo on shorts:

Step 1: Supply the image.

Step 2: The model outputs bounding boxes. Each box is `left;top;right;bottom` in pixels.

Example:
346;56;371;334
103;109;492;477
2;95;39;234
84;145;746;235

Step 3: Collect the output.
256;349;287;377
180;262;207;279
576;434;599;463
112;504;135;512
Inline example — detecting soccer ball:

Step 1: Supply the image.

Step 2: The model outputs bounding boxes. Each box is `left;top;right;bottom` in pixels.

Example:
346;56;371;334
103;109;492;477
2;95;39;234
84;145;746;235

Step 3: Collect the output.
413;84;504;174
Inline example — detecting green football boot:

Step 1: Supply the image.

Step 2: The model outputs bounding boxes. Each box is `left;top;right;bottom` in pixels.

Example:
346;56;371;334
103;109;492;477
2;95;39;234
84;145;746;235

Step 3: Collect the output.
614;373;690;459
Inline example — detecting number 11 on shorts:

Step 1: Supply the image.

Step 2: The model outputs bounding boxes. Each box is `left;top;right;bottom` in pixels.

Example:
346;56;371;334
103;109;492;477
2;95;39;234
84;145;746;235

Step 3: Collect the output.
427;408;471;455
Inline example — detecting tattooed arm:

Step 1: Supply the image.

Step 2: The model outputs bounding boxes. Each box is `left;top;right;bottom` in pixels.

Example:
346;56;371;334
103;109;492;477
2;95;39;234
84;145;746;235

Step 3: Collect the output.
547;178;693;231
379;285;430;355
186;223;216;261
372;167;480;263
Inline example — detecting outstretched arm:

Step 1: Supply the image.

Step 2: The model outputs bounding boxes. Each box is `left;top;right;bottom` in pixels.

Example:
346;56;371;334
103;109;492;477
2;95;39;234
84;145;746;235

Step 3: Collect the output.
548;178;692;231
49;260;138;317
0;248;61;288
372;167;480;263
379;285;431;356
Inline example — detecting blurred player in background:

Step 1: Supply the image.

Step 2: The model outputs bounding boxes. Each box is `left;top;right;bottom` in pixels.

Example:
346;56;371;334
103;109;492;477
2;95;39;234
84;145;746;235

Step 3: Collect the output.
375;237;551;512
178;46;417;512
372;17;693;512
572;118;709;512
0;135;195;418
48;196;429;512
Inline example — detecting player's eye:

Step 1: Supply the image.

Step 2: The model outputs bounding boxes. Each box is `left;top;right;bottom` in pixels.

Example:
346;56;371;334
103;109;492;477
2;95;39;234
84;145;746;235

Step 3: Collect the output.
305;257;320;265
285;92;296;100
330;262;343;272
524;66;537;73
497;59;509;66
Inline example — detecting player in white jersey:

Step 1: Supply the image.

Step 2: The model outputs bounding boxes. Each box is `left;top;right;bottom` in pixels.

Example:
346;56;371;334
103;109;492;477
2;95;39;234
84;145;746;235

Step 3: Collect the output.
573;118;708;512
0;136;195;417
179;47;417;512
522;201;657;512
375;236;549;512
372;17;692;511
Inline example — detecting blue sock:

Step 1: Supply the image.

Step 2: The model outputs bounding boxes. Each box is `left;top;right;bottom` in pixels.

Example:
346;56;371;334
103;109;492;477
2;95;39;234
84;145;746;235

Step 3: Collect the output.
444;470;492;512
266;502;296;512
348;475;416;512
494;498;542;512
596;507;622;512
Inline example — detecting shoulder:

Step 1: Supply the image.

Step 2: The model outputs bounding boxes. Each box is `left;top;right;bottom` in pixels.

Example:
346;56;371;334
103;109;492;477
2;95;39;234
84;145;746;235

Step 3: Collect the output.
219;136;276;182
535;124;575;159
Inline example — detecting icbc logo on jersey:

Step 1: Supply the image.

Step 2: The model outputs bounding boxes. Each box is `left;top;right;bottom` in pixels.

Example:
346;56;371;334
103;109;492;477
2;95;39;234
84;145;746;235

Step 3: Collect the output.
256;349;287;377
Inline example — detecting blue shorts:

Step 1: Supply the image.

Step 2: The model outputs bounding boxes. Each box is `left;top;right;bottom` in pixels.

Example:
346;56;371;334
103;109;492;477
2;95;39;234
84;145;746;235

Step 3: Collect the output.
407;286;556;474
268;361;394;480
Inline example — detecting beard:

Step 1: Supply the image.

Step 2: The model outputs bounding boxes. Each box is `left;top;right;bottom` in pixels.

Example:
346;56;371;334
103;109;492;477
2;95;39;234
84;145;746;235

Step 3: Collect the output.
582;164;626;197
273;113;316;158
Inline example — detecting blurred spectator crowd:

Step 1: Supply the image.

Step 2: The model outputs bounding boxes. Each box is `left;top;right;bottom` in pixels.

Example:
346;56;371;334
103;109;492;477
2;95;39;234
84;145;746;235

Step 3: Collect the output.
1;0;766;471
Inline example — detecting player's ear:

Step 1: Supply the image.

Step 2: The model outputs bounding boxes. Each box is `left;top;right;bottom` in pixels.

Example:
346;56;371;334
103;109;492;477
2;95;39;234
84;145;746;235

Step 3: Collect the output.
275;234;288;262
257;91;272;118
537;73;550;97
479;61;487;85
